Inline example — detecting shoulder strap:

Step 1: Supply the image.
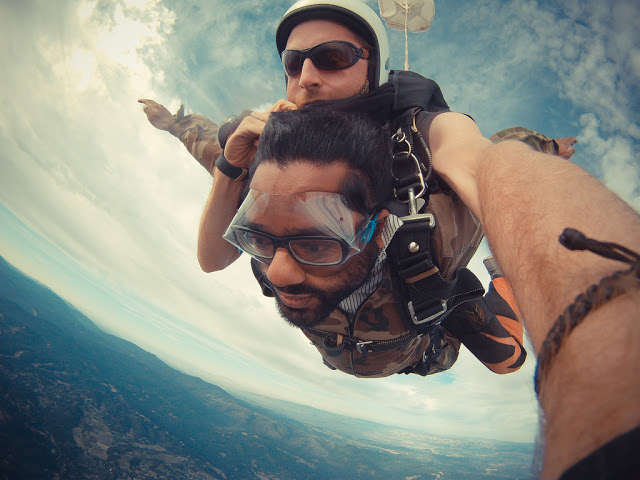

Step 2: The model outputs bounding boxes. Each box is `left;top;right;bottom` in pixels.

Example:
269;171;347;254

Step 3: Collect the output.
387;95;484;333
389;70;450;114
388;72;452;205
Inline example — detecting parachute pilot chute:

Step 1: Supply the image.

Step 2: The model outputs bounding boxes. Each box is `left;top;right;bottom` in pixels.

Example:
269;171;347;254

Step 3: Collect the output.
378;0;435;70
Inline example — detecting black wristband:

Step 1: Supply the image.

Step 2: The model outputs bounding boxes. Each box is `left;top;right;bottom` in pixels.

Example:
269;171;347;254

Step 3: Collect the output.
215;152;248;181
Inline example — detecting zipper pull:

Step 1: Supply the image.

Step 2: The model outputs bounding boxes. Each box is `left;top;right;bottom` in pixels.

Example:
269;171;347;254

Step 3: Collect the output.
356;341;373;354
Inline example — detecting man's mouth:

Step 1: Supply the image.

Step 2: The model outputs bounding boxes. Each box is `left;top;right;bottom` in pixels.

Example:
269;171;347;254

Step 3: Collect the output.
276;291;315;309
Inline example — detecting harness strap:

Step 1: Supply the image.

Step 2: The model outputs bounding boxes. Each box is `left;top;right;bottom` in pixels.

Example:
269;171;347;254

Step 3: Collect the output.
391;108;429;205
387;211;485;332
387;107;485;333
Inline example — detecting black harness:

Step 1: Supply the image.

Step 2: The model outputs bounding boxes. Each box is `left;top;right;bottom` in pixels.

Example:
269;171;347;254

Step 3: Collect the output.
384;71;484;335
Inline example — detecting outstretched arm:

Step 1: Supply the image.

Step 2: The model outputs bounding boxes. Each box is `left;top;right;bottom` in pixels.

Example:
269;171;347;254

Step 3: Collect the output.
138;99;221;173
430;112;640;479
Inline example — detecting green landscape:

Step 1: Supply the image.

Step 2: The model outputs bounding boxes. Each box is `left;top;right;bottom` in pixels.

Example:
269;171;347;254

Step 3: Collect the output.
0;256;534;479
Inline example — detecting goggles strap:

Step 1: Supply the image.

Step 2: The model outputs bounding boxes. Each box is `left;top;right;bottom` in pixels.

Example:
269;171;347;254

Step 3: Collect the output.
360;212;380;244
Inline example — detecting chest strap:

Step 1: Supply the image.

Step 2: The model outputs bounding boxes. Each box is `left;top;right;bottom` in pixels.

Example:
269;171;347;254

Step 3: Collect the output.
387;199;485;332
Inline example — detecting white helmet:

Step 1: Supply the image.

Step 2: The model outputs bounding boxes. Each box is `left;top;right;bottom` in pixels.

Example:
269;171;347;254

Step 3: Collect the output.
276;0;390;88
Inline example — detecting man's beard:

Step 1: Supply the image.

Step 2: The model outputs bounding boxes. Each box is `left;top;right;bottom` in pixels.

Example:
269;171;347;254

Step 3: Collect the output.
261;242;379;329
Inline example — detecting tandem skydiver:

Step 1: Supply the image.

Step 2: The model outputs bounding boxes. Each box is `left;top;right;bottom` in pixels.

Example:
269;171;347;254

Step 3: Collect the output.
141;2;640;477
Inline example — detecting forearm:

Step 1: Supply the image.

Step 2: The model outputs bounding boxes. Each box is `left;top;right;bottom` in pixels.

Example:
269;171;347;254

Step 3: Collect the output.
476;140;640;478
476;141;640;349
539;291;639;479
171;114;221;174
197;169;244;272
196;109;284;272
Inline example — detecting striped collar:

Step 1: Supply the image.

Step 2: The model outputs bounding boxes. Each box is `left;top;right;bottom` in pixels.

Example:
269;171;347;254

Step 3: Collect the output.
339;214;403;314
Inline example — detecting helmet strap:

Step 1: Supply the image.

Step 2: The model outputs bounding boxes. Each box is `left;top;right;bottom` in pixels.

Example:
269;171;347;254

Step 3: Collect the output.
367;58;377;89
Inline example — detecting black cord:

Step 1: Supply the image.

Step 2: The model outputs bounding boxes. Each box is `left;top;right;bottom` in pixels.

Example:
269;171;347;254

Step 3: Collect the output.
534;229;640;396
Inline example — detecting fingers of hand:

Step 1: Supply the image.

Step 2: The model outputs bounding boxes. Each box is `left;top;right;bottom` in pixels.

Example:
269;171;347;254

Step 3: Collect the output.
138;99;158;108
237;115;266;136
267;99;298;113
250;111;271;123
225;116;265;168
559;136;577;146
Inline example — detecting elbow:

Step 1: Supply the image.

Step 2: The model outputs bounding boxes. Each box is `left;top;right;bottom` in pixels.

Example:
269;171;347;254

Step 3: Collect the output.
198;255;224;273
197;257;215;273
196;233;226;272
483;347;527;375
199;262;218;274
197;247;236;273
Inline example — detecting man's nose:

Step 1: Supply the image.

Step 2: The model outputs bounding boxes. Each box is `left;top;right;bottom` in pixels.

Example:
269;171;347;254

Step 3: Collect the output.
298;57;321;89
266;248;306;287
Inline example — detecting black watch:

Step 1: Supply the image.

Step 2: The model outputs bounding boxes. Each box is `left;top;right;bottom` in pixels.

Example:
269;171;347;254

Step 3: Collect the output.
215;152;248;181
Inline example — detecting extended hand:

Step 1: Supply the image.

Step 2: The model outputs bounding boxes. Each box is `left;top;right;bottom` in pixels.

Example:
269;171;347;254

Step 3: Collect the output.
138;99;175;131
555;136;578;159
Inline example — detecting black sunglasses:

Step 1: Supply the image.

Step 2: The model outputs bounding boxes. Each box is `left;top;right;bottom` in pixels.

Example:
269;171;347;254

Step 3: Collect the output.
281;41;369;77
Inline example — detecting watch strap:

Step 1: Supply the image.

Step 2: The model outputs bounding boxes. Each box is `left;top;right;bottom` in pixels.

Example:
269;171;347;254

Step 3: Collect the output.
215;152;248;181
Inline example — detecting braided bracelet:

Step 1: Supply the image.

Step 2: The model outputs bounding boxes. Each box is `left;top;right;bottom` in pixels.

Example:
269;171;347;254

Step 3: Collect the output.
534;228;640;396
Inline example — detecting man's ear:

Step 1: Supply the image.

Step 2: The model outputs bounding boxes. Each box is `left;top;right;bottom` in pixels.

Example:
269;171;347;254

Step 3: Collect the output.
374;209;390;249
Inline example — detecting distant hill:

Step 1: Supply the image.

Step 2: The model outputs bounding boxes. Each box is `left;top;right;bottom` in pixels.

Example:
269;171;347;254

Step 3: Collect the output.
0;257;534;479
231;389;535;462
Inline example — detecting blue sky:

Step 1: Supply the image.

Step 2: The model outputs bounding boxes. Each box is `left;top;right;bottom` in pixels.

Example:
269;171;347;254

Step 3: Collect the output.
1;0;638;444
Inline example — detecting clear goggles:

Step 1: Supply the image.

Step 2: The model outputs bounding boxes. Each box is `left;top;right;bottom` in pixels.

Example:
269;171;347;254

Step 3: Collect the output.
223;190;378;266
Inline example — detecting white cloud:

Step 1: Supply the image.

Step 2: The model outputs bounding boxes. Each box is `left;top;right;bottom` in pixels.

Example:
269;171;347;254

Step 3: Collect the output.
405;0;639;210
578;114;640;210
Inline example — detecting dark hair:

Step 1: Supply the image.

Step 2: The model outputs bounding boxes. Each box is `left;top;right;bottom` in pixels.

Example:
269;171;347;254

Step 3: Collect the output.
251;109;392;213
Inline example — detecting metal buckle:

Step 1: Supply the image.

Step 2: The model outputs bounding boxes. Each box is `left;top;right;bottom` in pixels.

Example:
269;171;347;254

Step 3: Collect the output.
399;188;435;226
391;128;427;202
408;299;448;326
